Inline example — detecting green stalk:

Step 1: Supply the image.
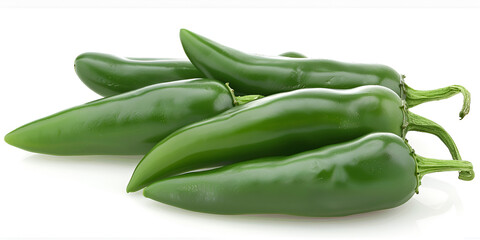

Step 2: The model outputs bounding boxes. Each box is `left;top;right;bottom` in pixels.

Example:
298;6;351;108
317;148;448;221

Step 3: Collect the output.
235;95;264;105
225;82;263;106
405;110;471;179
415;154;474;183
404;83;471;119
406;111;461;160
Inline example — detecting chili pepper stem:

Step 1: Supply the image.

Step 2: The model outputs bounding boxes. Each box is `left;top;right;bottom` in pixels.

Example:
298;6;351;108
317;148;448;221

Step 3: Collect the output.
225;82;263;105
235;95;264;105
404;83;471;119
225;82;238;105
404;110;471;179
405;111;461;159
415;154;474;184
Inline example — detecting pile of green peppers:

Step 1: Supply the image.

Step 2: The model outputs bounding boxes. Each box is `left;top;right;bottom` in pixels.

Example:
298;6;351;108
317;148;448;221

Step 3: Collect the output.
5;29;475;217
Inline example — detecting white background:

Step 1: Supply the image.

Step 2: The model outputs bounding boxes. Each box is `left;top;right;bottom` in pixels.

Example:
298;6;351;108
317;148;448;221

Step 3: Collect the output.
1;7;479;240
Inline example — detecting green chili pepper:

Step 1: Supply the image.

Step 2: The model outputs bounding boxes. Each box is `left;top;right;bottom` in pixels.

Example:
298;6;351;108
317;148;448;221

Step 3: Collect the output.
143;133;474;217
127;86;465;192
4;79;261;155
180;29;471;119
74;52;306;97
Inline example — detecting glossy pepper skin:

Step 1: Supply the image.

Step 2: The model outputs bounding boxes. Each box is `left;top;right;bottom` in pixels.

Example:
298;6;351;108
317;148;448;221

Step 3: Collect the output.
5;79;253;155
127;86;465;192
143;133;474;217
180;29;471;119
74;53;204;97
74;52;306;97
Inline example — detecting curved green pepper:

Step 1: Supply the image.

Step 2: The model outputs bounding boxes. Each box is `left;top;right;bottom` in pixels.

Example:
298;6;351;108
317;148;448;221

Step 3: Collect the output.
144;133;474;217
180;29;470;119
127;86;466;192
4;79;261;155
74;52;306;97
